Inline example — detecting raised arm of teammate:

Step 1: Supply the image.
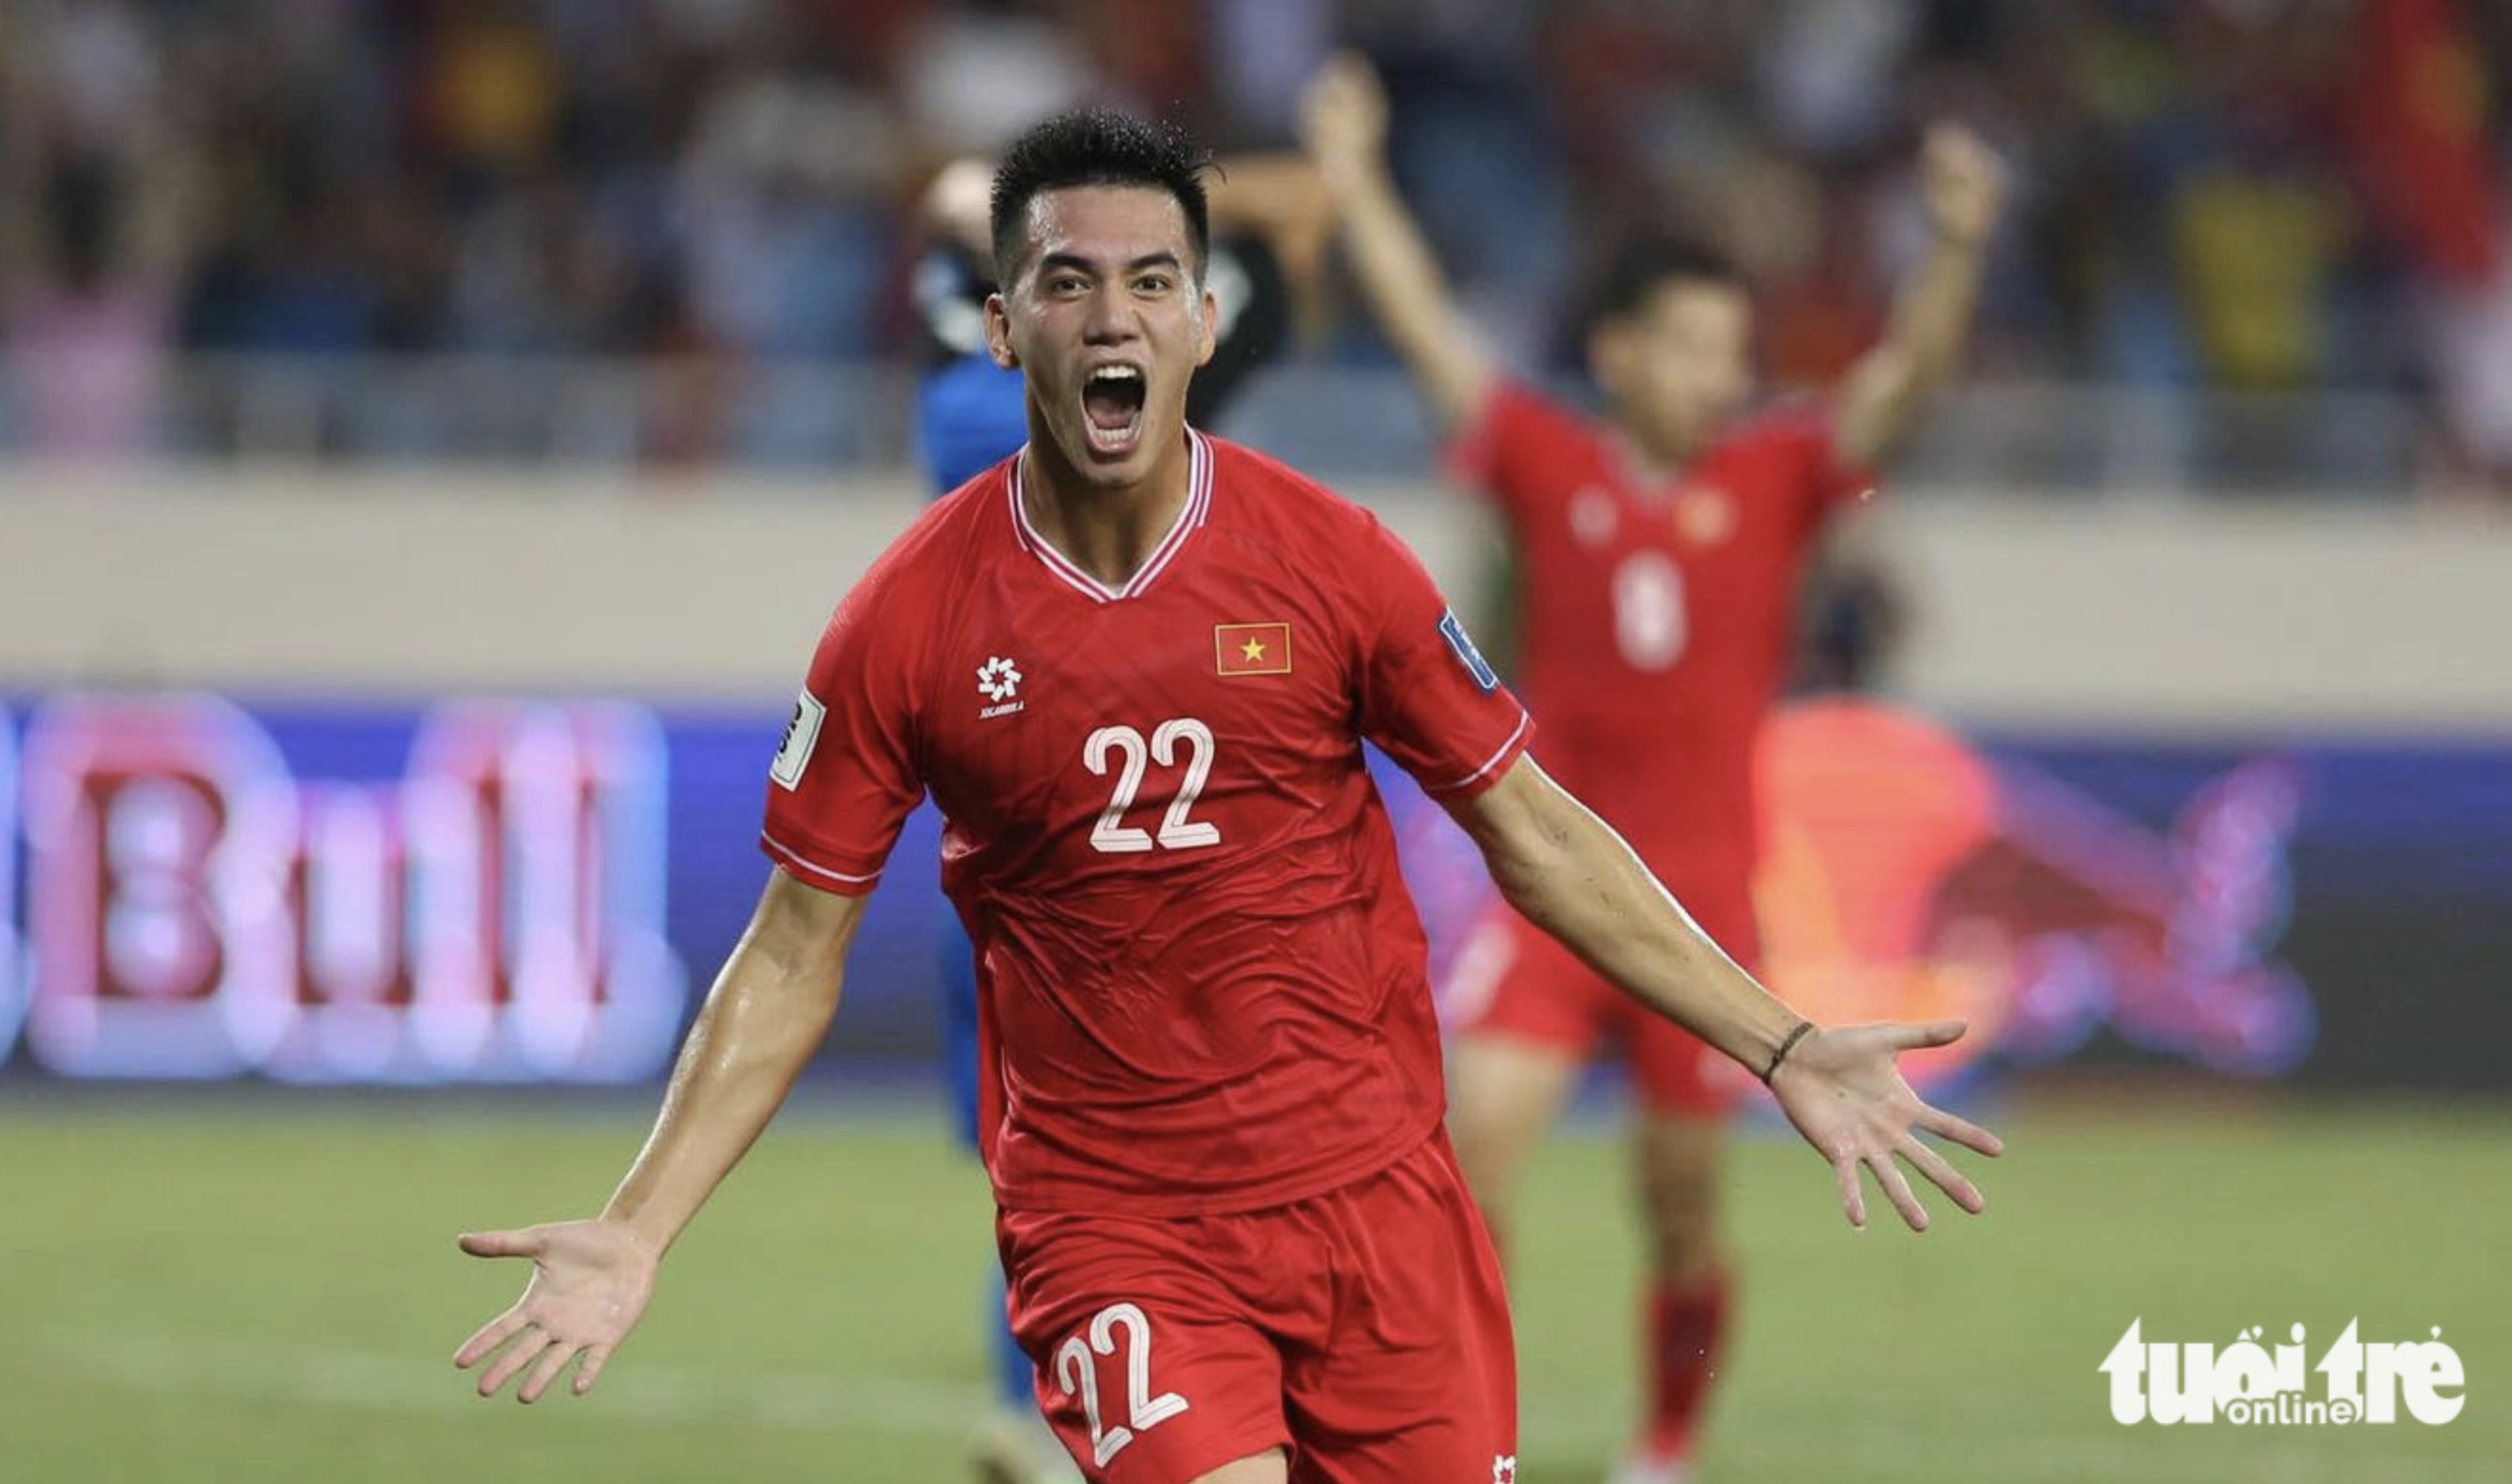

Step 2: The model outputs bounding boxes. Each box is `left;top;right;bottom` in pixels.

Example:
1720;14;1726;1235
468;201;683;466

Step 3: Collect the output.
1831;124;2008;469
1447;755;2002;1231
1206;152;1338;305
1297;52;1497;435
451;869;867;1401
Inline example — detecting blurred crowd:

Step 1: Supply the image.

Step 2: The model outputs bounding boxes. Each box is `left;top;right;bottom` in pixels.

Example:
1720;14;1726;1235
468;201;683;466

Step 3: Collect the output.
4;0;2512;483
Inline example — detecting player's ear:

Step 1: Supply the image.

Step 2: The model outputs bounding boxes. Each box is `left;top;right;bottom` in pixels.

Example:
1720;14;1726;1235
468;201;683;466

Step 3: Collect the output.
1588;321;1629;399
984;292;1019;369
1193;285;1218;368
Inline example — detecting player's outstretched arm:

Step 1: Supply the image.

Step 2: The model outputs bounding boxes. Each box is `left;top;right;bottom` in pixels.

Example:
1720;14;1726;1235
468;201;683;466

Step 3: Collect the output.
1446;756;2002;1229
452;868;868;1400
1207;152;1336;273
1833;123;2008;470
1298;52;1497;433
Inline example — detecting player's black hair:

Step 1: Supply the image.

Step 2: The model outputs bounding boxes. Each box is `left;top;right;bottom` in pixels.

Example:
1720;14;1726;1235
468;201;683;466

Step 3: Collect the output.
1587;236;1746;331
989;107;1213;284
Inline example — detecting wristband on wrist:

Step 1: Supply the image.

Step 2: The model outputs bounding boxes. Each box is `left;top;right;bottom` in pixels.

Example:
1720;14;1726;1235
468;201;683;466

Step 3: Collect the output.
1761;1020;1816;1084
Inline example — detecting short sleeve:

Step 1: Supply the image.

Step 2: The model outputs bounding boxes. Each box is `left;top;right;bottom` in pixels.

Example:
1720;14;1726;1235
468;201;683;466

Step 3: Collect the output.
1442;379;1586;530
1351;517;1533;801
759;587;926;894
1770;402;1882;523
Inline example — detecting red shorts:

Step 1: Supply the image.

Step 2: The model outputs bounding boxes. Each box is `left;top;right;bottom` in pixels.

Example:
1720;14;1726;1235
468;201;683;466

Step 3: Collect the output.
1442;875;1760;1117
998;1132;1516;1484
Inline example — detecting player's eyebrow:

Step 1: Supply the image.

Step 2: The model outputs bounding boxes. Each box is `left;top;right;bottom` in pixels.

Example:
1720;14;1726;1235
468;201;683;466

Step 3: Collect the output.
1037;250;1187;278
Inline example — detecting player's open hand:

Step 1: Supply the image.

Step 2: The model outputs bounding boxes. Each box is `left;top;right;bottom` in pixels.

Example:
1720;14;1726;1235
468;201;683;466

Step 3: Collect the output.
1766;1020;2003;1231
452;1218;658;1402
1297;52;1391;191
1919;124;2007;247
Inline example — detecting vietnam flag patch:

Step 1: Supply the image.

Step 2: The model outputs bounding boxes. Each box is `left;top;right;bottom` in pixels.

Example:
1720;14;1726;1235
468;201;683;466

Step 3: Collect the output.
1214;621;1293;676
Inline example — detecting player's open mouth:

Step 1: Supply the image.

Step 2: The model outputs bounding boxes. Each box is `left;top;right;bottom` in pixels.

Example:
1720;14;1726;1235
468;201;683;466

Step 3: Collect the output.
1081;364;1147;456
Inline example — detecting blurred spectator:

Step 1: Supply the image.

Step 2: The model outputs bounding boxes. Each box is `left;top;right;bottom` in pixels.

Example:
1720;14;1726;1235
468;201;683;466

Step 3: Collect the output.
1204;0;1338;139
896;1;1095;153
2167;3;2354;391
2344;0;2512;486
1;0;191;460
0;0;2502;485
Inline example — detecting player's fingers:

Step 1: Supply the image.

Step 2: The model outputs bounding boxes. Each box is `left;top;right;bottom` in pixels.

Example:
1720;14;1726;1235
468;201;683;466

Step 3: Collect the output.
1867;1151;1930;1232
572;1343;614;1397
1900;1135;1984;1216
457;1227;542;1261
516;1340;580;1404
475;1326;551;1398
1298;72;1346;140
452;1307;530;1369
1930;121;1985;160
1920;1103;2004;1157
1323;51;1382;110
1834;1155;1867;1230
1888;1018;1968;1053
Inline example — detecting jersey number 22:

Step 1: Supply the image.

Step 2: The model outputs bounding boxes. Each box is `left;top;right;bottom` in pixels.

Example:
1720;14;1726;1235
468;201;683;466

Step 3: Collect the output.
1084;718;1221;853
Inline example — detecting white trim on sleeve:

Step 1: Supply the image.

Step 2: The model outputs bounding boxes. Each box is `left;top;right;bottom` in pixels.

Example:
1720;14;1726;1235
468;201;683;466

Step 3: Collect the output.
761;830;885;886
1431;711;1532;795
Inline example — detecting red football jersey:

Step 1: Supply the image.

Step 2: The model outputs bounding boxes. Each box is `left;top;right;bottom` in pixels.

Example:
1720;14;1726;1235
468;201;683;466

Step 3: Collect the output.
1449;382;1874;910
763;430;1532;1216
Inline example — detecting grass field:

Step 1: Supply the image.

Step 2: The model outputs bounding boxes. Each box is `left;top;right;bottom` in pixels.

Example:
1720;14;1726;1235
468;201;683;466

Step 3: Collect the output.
2;1090;2504;1484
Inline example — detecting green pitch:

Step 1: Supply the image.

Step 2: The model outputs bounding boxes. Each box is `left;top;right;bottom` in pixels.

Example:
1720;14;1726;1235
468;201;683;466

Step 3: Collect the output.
2;1091;2503;1484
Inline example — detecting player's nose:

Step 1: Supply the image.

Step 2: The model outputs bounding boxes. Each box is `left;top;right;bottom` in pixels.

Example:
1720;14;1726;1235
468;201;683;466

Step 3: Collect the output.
1080;282;1137;344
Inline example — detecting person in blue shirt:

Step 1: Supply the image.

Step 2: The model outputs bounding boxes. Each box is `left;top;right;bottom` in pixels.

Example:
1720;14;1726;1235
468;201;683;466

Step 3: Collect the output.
908;148;1325;1484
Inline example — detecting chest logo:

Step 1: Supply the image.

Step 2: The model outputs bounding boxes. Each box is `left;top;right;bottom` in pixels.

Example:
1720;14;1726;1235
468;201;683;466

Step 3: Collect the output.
1569;485;1620;548
1675;484;1739;546
1214;622;1292;677
977;655;1025;718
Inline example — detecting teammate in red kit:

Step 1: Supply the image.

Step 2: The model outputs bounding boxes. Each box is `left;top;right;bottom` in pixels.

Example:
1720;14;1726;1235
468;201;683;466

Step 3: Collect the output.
450;110;2000;1484
1300;56;2008;1484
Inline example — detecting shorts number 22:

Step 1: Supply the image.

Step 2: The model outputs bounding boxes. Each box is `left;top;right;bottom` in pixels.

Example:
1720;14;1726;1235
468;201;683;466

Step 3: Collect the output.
1055;1302;1191;1467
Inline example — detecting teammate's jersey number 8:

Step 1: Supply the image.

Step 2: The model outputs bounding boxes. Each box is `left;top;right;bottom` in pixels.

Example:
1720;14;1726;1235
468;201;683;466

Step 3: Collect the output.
1612;550;1688;672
